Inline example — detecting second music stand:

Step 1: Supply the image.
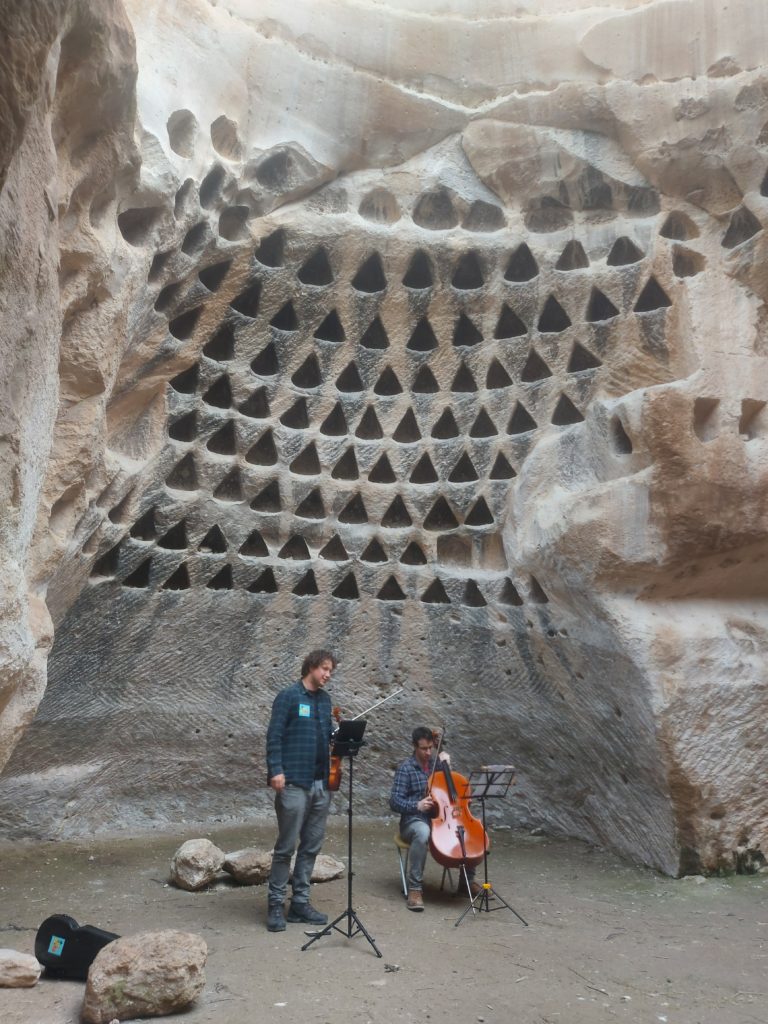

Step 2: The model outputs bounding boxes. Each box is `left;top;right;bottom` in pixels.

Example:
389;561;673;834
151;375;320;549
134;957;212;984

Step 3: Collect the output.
454;765;528;928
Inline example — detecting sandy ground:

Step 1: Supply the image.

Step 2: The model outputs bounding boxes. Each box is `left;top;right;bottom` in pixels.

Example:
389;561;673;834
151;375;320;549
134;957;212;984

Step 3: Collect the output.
0;819;767;1024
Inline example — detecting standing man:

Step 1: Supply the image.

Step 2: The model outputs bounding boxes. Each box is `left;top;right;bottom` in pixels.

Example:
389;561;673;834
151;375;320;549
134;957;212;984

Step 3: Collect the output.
390;726;479;911
265;649;337;933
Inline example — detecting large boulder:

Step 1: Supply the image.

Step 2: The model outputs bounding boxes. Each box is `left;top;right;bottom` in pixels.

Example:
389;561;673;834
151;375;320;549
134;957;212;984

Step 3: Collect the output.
81;930;206;1024
222;847;345;885
169;838;225;891
222;847;272;885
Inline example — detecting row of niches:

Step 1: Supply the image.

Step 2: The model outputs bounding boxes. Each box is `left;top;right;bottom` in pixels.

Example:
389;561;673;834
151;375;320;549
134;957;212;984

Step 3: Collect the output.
94;513;509;573
239;231;663;288
90;538;540;607
147;227;675;339
168;235;674;313
157;451;506;529
153;261;674;369
165;408;583;477
354;183;662;233
135;141;708;253
170;335;603;408
175;282;658;366
167;402;524;477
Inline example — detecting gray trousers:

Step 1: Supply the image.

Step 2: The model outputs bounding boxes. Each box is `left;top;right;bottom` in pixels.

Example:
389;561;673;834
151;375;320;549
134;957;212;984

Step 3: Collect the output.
401;817;476;892
268;781;331;905
401;818;430;892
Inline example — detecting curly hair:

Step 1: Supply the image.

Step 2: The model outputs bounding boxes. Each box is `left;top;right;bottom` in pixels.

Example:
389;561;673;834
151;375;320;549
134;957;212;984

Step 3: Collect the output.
301;649;338;677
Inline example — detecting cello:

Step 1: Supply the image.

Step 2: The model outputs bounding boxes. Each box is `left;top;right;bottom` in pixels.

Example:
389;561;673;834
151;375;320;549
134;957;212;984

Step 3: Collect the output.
427;730;488;870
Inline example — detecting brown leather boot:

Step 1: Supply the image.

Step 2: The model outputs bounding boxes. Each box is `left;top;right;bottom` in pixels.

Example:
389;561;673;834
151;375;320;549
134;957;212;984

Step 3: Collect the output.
406;889;424;912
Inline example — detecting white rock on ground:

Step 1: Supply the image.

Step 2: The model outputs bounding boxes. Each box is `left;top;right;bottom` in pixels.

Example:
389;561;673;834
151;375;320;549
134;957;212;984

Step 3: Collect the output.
0;948;41;987
169;838;225;891
81;930;206;1024
223;848;345;884
222;847;272;884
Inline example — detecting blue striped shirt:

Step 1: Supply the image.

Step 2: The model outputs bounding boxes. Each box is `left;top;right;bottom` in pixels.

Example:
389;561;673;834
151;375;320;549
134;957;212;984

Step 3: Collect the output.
266;680;333;789
390;754;435;826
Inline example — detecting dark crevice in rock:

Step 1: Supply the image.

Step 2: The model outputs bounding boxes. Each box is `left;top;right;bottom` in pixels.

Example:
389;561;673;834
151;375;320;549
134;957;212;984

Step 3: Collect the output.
320;402;348;436
291;353;322;390
410;453;439;484
279;398;309;430
203;324;235;361
551;394;585;426
332;448;359;480
298;246;333;286
351;252;387;293
206;420;236;455
521;349;552;382
382;495;412;528
169;407;198;440
315;310;345;343
250;343;279;376
238;387;270;420
355;407;383;440
213;467;243;502
202;375;233;409
289;442;321;475
451;251;484;290
199;525;227;553
250;480;281;513
403;250;434;289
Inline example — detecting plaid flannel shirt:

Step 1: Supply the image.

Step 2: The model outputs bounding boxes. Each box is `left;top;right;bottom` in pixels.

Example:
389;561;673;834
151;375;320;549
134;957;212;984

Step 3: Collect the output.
389;753;435;827
265;680;333;789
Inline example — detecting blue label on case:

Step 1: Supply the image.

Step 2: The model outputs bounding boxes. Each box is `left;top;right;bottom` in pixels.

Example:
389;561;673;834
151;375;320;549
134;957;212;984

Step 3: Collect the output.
48;935;66;956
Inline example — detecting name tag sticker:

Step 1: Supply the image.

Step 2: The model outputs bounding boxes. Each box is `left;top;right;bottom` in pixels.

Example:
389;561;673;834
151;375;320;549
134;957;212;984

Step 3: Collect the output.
298;703;311;718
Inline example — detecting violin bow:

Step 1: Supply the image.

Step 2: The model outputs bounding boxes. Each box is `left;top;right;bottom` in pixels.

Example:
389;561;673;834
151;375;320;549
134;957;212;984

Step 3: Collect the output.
347;687;404;721
428;723;447;790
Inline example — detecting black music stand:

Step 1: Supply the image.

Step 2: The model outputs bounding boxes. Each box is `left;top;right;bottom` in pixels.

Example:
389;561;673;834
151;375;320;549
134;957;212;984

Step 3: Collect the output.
454;766;528;928
301;720;382;957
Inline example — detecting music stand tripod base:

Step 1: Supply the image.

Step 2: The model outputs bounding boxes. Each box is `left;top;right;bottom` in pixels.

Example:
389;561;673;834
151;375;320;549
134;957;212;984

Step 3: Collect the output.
301;733;382;958
453;765;528;929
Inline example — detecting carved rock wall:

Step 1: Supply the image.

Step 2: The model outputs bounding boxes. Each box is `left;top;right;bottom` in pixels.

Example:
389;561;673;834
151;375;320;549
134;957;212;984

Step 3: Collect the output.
1;0;767;875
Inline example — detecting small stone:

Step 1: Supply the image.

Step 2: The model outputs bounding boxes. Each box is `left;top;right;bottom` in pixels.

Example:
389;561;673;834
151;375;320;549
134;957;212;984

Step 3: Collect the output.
223;847;273;885
169;838;225;891
0;948;41;987
82;930;206;1024
679;874;707;884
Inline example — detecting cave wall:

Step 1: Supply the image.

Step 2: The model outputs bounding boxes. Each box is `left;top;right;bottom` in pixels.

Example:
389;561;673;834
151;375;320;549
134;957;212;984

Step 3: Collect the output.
1;0;767;875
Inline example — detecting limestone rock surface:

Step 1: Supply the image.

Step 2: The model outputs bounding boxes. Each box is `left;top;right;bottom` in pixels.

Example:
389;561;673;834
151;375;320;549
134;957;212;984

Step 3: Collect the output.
169;839;225;891
305;853;345;882
0;0;767;878
0;948;41;987
222;848;344;884
82;930;206;1024
222;847;272;885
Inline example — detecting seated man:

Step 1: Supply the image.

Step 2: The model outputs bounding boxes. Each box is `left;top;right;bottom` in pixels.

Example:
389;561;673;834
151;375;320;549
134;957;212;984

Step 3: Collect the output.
390;726;479;911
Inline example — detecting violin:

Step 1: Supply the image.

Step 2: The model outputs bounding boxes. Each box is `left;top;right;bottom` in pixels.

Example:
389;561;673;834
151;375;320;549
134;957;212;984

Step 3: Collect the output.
427;730;488;870
329;707;343;792
328;688;404;792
